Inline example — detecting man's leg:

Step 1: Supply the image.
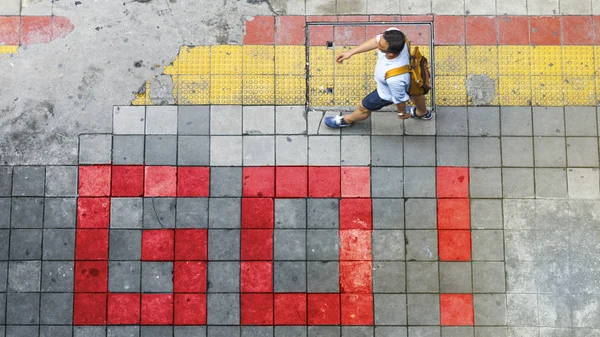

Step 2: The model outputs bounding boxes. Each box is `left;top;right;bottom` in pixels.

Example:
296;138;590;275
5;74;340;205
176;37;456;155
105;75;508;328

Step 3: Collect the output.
410;95;428;117
343;103;372;123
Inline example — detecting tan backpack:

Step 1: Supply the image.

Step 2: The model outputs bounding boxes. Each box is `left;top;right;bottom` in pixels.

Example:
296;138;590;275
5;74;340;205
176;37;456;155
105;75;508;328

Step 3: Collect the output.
384;39;432;96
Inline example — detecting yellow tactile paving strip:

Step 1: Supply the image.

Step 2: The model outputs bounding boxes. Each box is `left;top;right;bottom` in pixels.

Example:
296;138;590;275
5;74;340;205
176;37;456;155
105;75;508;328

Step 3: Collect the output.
140;45;599;107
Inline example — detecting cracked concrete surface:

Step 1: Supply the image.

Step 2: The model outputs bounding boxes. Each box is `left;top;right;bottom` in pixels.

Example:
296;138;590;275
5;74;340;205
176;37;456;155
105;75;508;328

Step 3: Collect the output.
0;0;273;165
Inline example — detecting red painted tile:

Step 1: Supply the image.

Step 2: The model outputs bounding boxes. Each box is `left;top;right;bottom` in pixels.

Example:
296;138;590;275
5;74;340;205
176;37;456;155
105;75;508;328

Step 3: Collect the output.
107;293;140;325
177;167;209;197
437;199;471;230
366;25;387;39
52;16;74;39
466;16;497;45
175;229;207;261
334;26;366;46
21;16;52;45
562;16;593;45
77;198;110;229
440;294;474;326
274;293;307;325
111;165;144;197
241;261;273;292
144;166;177;197
341;167;370;197
308;166;341;198
276;166;308;197
438;230;472;261
341;294;374;325
402;25;431;45
241;198;274;229
173;261;207;293
74;261;107;293
530;16;561;45
337;16;369;22
275;16;306;45
436;167;469;198
594;16;600;45
340;261;372;293
244;16;275;44
75;229;108;260
309;25;334;46
79;165;111;197
174;294;207;325
241;229;273;260
142;229;175;261
73;293;107;325
241;294;274;325
141;294;173;325
434;16;465;45
243;167;275;197
339;229;372;261
370;15;401;22
498;16;529;45
402;15;434;22
340;198;372;229
306;16;337;22
0;16;20;45
308;294;341;325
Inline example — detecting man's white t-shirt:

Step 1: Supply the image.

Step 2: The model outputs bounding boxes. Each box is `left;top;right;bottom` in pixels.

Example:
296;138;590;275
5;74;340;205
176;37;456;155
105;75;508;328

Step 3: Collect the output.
374;28;411;104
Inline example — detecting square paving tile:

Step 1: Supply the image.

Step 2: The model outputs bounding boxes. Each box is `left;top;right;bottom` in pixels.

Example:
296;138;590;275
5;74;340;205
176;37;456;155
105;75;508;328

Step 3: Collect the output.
210;167;242;197
10;229;42;259
307;261;339;292
567;137;599;167
439;262;472;293
405;199;436;229
243;106;275;135
469;168;502;198
113;106;145;134
107;326;139;337
472;229;504;261
371;136;403;166
534;137;566;167
403;167;435;198
437;136;468;166
142;261;173;292
308;326;340;337
79;134;112;164
372;167;403;198
6;326;39;337
209;198;241;228
307;199;339;229
208;229;240;260
108;261;140;292
307;229;338;260
405;230;437;261
436;107;468;136
307;110;340;135
174;326;206;337
110;198;143;228
210;136;243;166
501;137;534;167
407;294;440;325
506;294;538;326
113;135;145;165
42;229;75;260
211;105;242;135
533;107;564;136
178;135;210;165
374;326;407;337
6;293;40;324
276;135;308;165
41;261;73;292
565;106;597;136
373;198;404;229
535;168;568;198
178;105;210;135
503;168;535;198
469;137;501;167
372;230;404;260
8;261;41;292
145;135;177;165
0;261;5;291
470;199;503;229
276;106;307;134
0;229;8;259
407;327;439;337
0;166;12;196
500;107;532;136
309;136;340;165
274;261;306;292
374;294;407;325
176;198;209;228
473;262;506;293
404;115;436;135
11;197;44;228
441;327;473;337
41;326;73;337
342;116;371;135
468;107;500;136
141;326;173;337
404;136;435;166
275;199;306;228
538;293;571;328
0;198;10;228
372;261;405;293
340;327;372;337
274;326;305;337
371;112;403;135
274;229;306;260
568;168;600;199
474;327;507;337
43;198;76;229
40;293;73;324
208;261;240;292
109;229;141;260
12;166;45;196
146;106;178;134
243;136;275;165
341;135;370;165
406;262;439;293
45;166;78;196
143;197;176;228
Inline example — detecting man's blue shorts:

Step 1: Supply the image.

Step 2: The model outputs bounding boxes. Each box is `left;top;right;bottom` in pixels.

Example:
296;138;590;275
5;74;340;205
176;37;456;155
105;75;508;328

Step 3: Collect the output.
361;90;394;111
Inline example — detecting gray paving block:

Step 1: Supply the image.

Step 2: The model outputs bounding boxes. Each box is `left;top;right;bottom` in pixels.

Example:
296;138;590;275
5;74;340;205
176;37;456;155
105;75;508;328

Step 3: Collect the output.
274;229;306;260
174;326;206;337
405;230;437;261
436;107;468;136
372;230;404;260
11;197;44;228
113;106;145;134
41;261;74;292
439;262;472;293
372;261;405;293
8;261;40;292
567;137;599;167
276;106;307;134
504;230;535;261
342;116;371;135
407;294;440;325
107;326;140;337
372;167;403;197
538;293;571;328
374;326;407;337
500;107;532;136
404;199;436;229
0;261;5;292
142;261;173;292
43;197;76;229
42;229;75;260
371;136;403;166
307;199;339;229
178;105;209;135
404;114;436;136
468;107;500;136
243;136;275;165
145;135;177;165
40;293;73;324
6;293;39;324
0;229;8;260
565;106;597;136
110;198;143;228
503;168;535;198
537;261;570;294
469;137;501;167
470;199;503;229
176;198;209;228
113;135;145;165
109;229;141;260
10;229;42;259
533;107;564;136
403;167;435;198
307;261;339;292
374;294;407;325
0;198;9;228
407;327;439;337
243;106;275;135
506;294;538;326
45;166;77;196
373;199;403;229
143;197;176;228
210;135;243;166
207;294;240;324
210;105;242;135
242;326;272;337
307;229;339;260
79;134;112;164
274;261;306;292
308;326;339;337
140;326;173;337
406;261;439;293
441;327;473;337
0;166;12;196
275;199;306;228
210;167;242;197
436;136;468;166
146;106;178;134
572;294;600;328
178;135;210;165
472;230;504;261
274;326;306;337
307;110;340;135
501;137;534;167
474;327;506;337
534;137;566;167
0;294;4;323
372;112;403;135
108;261;140;292
341;135;370;165
568;168;600;199
6;326;39;337
209;198;241;228
12;166;45;197
404;136;435;166
309;136;340;165
535;168;568;198
208;229;240;260
276;135;308;165
306;0;335;14
208;261;240;292
473;262;506;293
41;326;73;337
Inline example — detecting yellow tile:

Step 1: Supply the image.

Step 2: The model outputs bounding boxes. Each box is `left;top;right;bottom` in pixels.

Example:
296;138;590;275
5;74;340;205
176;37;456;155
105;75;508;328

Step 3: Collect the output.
309;76;335;106
434;46;466;76
595;46;600;77
435;76;467;106
243;45;275;75
176;46;211;75
564;76;595;106
531;76;563;106
211;45;242;75
531;46;562;76
275;75;306;105
210;75;242;104
275;46;306;75
0;45;19;54
334;76;367;106
175;75;210;105
498;46;531;76
366;50;379;71
467;46;498;76
563;46;594;76
132;81;152;106
499;76;531;106
367;77;377;94
334;46;368;76
243;75;275;105
309;46;335;76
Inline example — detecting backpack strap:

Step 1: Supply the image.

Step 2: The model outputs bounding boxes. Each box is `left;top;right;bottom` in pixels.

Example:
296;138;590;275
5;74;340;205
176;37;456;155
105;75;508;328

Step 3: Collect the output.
385;65;411;79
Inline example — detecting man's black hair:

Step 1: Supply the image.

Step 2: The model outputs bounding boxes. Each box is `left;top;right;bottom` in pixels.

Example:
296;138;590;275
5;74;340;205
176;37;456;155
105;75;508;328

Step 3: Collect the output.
382;30;405;54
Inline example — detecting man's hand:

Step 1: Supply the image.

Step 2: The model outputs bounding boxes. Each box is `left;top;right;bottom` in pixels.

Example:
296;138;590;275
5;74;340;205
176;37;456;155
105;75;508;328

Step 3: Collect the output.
336;51;353;64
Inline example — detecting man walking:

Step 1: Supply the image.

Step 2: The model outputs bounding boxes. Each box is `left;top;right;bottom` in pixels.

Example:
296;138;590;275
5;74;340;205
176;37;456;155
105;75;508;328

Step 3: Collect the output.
325;28;432;128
